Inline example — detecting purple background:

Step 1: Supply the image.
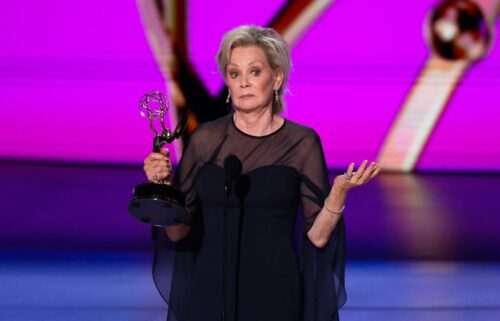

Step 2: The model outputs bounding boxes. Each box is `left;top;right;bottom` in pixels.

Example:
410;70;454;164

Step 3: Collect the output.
0;0;499;169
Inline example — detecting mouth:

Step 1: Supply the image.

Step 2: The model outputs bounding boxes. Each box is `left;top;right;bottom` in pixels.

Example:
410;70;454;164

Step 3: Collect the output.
239;94;254;99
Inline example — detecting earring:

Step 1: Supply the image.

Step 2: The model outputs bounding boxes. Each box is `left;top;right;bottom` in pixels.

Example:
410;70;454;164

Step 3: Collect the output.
274;89;279;102
226;92;231;103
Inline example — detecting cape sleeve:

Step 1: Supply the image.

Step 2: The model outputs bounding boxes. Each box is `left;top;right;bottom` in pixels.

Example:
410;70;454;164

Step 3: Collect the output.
151;129;205;321
298;129;347;321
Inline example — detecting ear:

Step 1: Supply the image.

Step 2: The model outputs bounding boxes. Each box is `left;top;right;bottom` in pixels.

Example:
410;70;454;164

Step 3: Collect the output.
273;69;284;90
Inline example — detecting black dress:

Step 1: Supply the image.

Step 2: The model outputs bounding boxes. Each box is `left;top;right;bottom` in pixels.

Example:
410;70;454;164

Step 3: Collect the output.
152;114;346;321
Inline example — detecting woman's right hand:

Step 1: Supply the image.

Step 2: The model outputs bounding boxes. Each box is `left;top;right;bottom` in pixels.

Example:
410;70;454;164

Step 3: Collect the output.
143;149;172;183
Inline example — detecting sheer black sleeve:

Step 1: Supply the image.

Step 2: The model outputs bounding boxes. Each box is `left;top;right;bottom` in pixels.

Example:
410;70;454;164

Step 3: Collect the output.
152;126;209;321
297;129;331;230
173;129;204;224
297;129;347;321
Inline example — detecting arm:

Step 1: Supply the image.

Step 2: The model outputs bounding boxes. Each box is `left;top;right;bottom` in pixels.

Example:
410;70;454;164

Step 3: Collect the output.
143;148;193;242
164;224;191;242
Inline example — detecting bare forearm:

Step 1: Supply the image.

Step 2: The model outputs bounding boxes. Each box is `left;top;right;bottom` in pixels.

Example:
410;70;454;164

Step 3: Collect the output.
307;187;347;248
164;224;191;242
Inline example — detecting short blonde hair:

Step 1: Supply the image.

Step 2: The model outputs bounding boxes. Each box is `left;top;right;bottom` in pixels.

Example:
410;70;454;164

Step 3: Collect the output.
216;25;291;114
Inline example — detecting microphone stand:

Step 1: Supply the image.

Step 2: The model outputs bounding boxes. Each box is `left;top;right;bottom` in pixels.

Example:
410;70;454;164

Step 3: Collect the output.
222;155;241;321
222;177;230;321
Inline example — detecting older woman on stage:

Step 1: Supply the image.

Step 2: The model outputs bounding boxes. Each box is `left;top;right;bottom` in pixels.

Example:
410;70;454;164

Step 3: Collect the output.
143;25;381;321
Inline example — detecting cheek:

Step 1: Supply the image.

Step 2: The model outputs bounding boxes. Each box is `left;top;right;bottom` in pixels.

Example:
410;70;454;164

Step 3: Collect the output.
226;80;237;93
254;77;274;94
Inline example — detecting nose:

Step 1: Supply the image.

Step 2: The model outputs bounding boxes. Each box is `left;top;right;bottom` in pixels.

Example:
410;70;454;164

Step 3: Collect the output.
240;74;250;88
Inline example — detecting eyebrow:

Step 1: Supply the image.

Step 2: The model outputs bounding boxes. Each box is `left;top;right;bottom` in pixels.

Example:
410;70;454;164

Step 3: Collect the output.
228;60;264;67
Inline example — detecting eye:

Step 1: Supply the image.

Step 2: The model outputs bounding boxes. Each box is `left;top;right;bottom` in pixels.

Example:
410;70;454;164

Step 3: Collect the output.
229;71;239;79
251;69;261;76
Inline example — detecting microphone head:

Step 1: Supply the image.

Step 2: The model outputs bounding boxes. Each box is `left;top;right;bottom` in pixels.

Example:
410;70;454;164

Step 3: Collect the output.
224;155;242;181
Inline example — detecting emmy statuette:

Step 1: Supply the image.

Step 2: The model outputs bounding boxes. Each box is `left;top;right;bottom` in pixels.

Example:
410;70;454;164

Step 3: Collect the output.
127;91;189;226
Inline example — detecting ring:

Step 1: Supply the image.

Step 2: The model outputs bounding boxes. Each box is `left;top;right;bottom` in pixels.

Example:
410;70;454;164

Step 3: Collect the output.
152;173;158;181
343;172;352;180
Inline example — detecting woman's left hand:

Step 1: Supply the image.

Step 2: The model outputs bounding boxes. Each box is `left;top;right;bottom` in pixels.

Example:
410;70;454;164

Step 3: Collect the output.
332;160;382;194
308;160;382;248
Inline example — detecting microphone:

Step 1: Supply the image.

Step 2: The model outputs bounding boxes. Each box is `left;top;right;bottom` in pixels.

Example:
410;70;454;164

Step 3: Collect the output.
221;154;241;321
224;155;242;183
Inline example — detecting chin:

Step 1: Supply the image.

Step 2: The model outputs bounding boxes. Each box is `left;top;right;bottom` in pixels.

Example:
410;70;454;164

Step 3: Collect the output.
234;102;258;112
234;101;270;113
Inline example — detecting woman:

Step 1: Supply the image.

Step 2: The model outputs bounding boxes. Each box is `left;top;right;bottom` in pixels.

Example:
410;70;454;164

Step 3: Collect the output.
144;25;381;321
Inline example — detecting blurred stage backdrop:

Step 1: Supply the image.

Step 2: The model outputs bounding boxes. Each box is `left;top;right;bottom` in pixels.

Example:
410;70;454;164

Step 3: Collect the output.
1;0;500;258
2;0;500;170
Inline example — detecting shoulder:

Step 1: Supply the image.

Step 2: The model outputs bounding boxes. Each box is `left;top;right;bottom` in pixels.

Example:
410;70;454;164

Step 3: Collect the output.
196;114;231;132
188;114;231;144
284;118;322;145
282;119;327;171
183;115;231;160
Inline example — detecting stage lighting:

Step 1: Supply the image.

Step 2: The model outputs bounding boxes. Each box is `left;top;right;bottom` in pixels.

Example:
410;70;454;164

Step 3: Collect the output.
427;0;492;61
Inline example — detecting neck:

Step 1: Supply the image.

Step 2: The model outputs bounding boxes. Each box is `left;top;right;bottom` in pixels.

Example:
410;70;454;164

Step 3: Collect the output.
233;108;282;137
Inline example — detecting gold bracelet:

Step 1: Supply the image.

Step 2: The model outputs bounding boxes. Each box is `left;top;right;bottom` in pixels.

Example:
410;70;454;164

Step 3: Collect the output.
323;197;345;215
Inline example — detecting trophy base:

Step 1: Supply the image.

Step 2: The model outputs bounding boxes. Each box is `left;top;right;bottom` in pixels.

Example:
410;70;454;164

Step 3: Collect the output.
127;198;188;226
127;182;188;226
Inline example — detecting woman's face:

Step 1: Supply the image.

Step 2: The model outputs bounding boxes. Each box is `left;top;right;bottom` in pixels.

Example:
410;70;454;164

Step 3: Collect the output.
225;45;282;113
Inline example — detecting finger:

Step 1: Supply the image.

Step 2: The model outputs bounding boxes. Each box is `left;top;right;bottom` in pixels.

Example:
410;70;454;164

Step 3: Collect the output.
160;148;170;157
156;169;173;183
148;171;158;182
345;162;355;177
150;153;168;161
146;159;169;169
145;154;165;168
153;159;169;167
145;163;157;176
156;170;168;180
364;165;381;182
353;160;368;180
153;164;169;176
370;165;383;179
157;164;171;174
359;161;376;182
151;169;169;182
157;163;172;176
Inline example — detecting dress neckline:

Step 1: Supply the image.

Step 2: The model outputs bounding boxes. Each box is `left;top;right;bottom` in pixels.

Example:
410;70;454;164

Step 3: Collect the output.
231;114;287;139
